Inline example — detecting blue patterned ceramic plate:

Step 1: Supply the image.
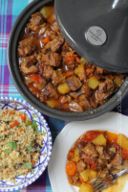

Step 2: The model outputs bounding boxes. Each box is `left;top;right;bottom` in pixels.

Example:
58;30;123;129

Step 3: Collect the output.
0;97;52;192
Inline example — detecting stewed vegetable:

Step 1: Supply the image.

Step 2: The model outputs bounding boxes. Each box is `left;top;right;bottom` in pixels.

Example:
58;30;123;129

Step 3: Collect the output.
66;130;128;192
18;5;124;112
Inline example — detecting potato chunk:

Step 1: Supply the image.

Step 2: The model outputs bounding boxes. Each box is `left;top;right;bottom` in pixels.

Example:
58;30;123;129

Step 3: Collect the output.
80;169;97;182
88;76;100;90
114;76;123;87
89;170;97;179
40;6;54;19
80;170;90;182
57;83;70;94
92;134;106;146
46;99;59;108
75;64;85;80
79;183;93;192
73;148;80;162
117;134;128;150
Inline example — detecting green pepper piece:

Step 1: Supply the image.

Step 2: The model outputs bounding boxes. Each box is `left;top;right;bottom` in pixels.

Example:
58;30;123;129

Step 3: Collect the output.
31;121;38;132
27;145;33;152
4;149;12;154
26;120;32;126
23;162;32;169
7;141;17;150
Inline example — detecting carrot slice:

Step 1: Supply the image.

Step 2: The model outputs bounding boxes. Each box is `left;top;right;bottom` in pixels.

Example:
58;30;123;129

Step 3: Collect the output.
106;131;118;143
84;131;101;142
42;36;50;44
29;74;43;83
10;120;19;128
67;150;74;160
122;149;128;160
66;161;77;176
64;53;76;64
20;114;26;122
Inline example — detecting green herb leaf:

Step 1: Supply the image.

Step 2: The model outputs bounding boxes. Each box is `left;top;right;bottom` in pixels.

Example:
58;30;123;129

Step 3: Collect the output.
0;135;4;140
26;120;32;126
7;141;17;150
23;162;32;169
4;149;12;154
31;121;38;132
27;145;33;152
36;146;41;152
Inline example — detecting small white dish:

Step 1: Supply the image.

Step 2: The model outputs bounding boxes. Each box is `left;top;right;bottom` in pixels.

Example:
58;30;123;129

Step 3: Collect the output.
48;112;128;192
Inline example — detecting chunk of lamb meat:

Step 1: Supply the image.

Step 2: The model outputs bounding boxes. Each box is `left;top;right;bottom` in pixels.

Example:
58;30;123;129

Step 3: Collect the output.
98;169;110;179
42;83;58;99
96;146;104;156
111;153;122;168
59;95;71;104
107;145;116;159
78;95;91;110
83;143;98;158
19;55;37;66
27;12;43;31
25;74;46;90
39;64;54;80
81;84;92;98
40;52;61;67
77;160;86;172
95;67;106;74
99;79;115;93
50;21;60;33
62;42;74;52
69;101;83;112
63;52;77;70
95;79;115;104
18;37;37;57
44;36;64;52
67;76;82;91
52;70;64;86
20;56;38;75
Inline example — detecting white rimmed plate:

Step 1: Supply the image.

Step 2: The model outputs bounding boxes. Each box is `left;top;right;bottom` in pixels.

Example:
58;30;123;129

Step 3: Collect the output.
48;112;128;192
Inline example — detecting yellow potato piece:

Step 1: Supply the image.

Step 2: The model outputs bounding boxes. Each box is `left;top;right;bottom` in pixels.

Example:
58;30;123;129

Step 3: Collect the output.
57;83;70;94
80;169;97;182
79;183;93;192
75;64;85;79
80;57;88;65
40;6;54;19
117;134;128;150
73;148;80;162
46;99;58;108
89;170;97;179
92;134;106;146
114;76;123;87
80;170;90;182
88;77;100;90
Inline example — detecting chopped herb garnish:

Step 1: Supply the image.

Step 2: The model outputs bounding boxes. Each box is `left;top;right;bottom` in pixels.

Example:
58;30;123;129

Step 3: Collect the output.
27;145;33;152
23;162;32;169
4;149;12;154
31;121;38;132
0;135;4;140
26;120;32;126
7;141;17;150
36;146;41;152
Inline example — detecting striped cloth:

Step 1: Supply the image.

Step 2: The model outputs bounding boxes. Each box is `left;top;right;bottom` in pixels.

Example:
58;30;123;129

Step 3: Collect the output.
0;1;65;191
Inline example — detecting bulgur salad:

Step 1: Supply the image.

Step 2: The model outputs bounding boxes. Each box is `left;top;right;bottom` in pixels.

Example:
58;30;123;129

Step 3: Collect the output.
0;109;44;181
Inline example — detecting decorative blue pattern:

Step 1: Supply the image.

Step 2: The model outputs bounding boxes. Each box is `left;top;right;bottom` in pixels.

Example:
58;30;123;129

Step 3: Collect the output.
0;97;52;192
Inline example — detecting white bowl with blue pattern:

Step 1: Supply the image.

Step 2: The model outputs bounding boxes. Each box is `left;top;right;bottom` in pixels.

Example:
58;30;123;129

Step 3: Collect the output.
0;97;52;192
